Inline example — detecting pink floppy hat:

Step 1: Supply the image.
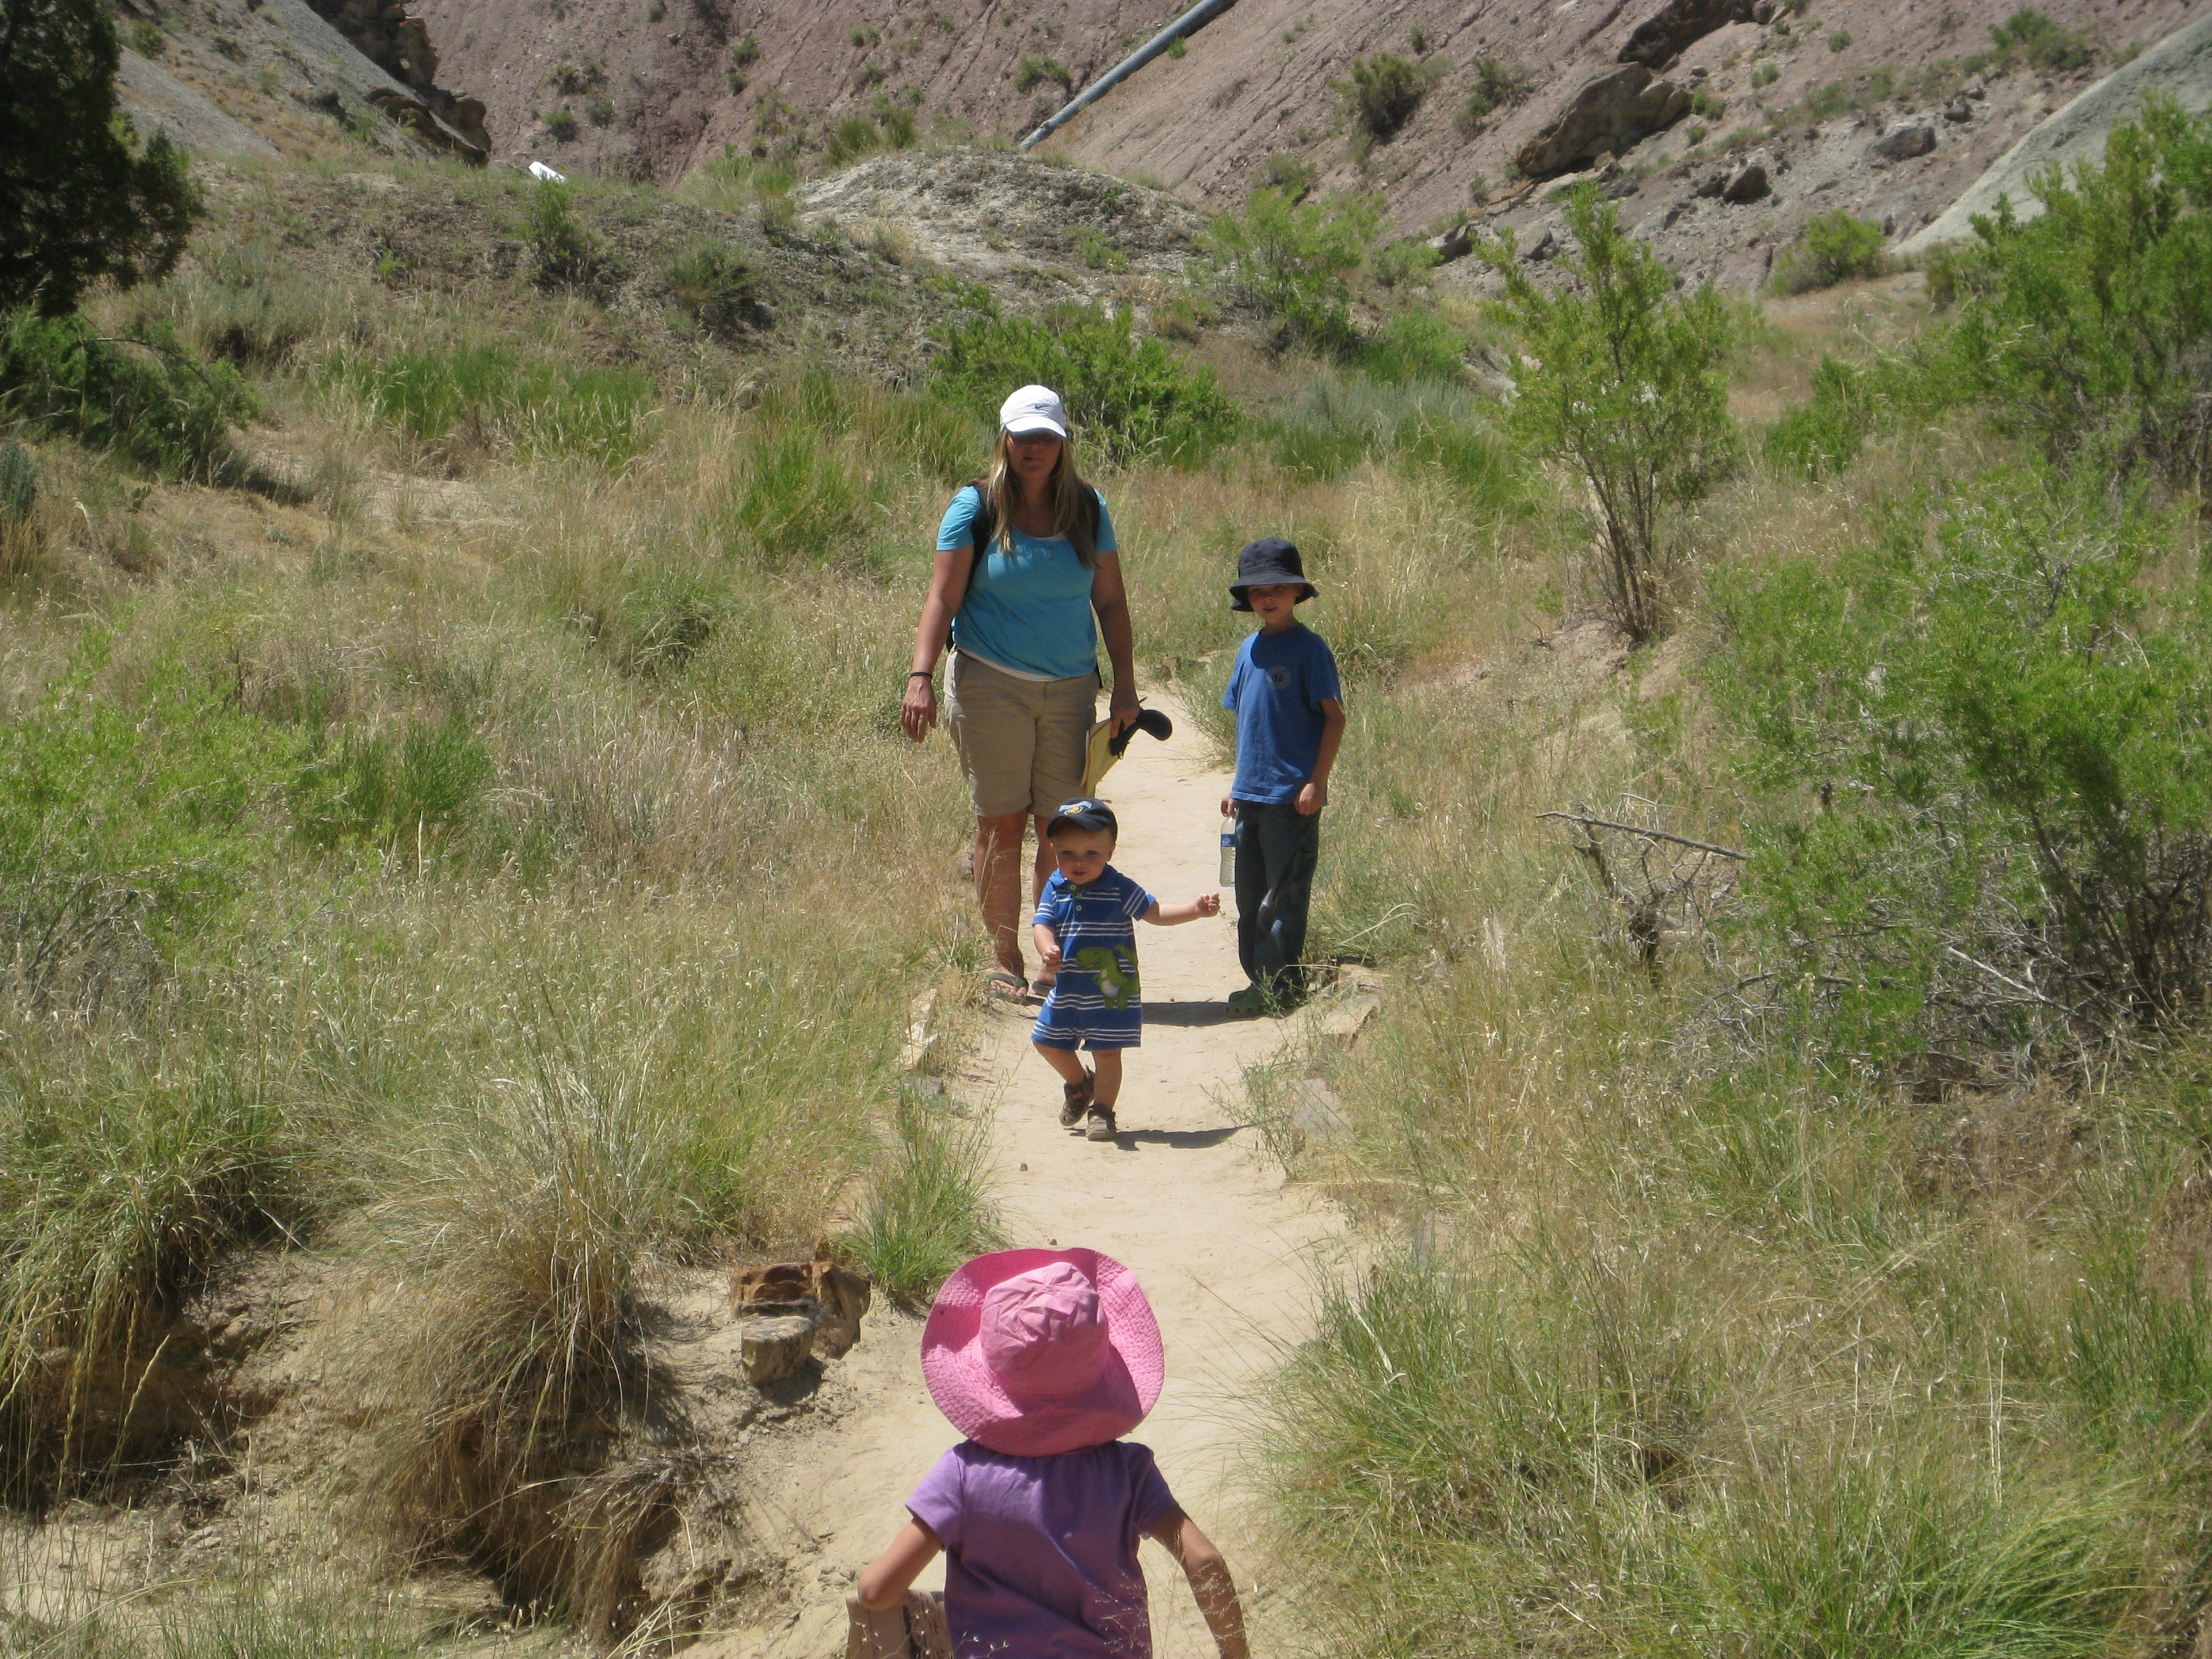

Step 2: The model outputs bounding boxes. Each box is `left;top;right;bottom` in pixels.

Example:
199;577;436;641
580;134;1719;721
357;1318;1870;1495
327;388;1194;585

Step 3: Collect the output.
922;1248;1164;1456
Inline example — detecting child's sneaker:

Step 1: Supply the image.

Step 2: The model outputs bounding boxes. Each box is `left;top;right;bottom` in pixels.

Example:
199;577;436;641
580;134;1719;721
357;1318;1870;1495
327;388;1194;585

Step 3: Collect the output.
1225;983;1270;1016
1059;1069;1094;1128
1084;1105;1117;1143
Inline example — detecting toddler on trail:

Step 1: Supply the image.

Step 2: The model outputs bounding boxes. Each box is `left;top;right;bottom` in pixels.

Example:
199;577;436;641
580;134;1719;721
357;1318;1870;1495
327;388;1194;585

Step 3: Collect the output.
854;1248;1248;1659
1027;797;1218;1143
1219;539;1344;1013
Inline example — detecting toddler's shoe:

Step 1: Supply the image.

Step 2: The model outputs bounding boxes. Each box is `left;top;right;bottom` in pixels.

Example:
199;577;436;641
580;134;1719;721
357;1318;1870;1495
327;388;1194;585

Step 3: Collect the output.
1059;1069;1095;1128
1226;983;1272;1016
1084;1105;1117;1143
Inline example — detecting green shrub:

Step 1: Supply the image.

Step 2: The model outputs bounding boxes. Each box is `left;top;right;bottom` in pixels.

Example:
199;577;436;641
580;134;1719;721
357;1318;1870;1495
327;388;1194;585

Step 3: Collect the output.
730;34;758;66
585;91;615;127
1990;8;2094;73
1711;474;2212;1051
1828;27;1851;51
0;440;35;524
545;106;579;142
1690;85;1726;118
1204;187;1382;360
1454;56;1530;136
1769;209;1889;294
1481;186;1736;644
1341;54;1425;142
1360;306;1467;384
928;301;1238;466
1258;152;1316;203
526;180;609;290
0;307;253;480
1938;100;2212;490
663;241;766;337
1764;354;1879;477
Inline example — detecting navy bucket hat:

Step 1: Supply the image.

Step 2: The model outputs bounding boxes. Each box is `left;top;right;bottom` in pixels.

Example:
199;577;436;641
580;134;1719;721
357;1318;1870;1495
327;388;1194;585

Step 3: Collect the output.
1229;537;1317;611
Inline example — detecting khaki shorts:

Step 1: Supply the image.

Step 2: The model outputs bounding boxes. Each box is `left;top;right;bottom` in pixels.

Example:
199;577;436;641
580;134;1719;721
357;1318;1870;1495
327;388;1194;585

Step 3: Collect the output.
943;652;1098;820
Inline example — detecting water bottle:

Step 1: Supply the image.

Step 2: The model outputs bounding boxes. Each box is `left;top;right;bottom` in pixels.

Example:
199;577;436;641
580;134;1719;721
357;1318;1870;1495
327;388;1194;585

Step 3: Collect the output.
1219;815;1236;886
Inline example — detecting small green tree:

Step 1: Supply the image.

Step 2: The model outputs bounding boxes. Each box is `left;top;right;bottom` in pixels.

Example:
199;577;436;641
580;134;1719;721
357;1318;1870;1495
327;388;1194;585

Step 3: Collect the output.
1204;188;1382;360
1481;186;1735;644
0;0;201;313
1340;54;1424;142
1769;210;1889;295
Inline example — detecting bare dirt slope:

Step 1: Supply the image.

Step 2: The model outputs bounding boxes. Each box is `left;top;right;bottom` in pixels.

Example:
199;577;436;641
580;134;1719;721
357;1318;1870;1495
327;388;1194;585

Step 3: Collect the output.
404;0;2200;251
680;701;1343;1658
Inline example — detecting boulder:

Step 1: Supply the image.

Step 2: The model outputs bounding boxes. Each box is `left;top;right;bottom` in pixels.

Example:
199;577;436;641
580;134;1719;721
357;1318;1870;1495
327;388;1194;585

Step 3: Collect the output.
1521;226;1558;262
1428;222;1474;263
1693;170;1727;198
1872;124;1937;162
1515;66;1693;179
1944;96;1974;123
1618;0;1764;69
731;1256;874;1360
1290;1079;1349;1145
739;1316;817;1385
1721;162;1769;201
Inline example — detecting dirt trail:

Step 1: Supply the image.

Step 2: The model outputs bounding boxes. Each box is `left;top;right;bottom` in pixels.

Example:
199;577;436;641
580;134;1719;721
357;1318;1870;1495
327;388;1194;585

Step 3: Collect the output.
694;698;1341;1658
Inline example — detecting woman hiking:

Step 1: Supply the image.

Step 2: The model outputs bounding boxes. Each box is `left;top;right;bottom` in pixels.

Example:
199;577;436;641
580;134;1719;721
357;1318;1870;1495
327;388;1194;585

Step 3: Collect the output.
901;385;1140;1002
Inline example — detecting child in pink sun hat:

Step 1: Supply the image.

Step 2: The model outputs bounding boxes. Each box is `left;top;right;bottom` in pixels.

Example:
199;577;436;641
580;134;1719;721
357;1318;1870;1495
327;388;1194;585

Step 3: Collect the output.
855;1248;1249;1658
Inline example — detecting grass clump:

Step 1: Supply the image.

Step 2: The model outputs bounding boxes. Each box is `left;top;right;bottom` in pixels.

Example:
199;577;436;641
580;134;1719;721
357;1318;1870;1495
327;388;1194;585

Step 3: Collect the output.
844;1099;1007;1307
662;240;766;337
525;180;610;291
929;300;1237;467
321;343;655;466
1015;56;1072;94
1986;7;2095;74
1455;56;1532;138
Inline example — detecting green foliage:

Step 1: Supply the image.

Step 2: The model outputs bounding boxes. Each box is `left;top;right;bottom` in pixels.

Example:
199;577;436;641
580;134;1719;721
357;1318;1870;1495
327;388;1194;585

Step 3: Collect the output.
1204;187;1382;360
545;106;579;142
1939;100;2212;490
843;1098;1006;1306
730;34;758;66
821;102;918;167
526;181;608;289
1481;186;1736;644
1828;27;1852;51
323;344;654;466
1764;354;1879;478
1368;235;1435;291
1769;209;1889;294
1711;474;2212;1050
1341;54;1425;142
1690;84;1726;118
928;301;1237;466
292;718;495;851
0;0;201;313
585;91;614;126
1455;56;1532;137
1989;8;2094;73
0;307;254;480
1359;306;1467;384
1015;56;1071;94
663;241;766;337
1258;152;1316;203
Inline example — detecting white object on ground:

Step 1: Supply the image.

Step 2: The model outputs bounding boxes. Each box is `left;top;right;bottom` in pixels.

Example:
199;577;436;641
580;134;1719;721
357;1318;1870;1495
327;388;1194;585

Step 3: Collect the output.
528;161;567;183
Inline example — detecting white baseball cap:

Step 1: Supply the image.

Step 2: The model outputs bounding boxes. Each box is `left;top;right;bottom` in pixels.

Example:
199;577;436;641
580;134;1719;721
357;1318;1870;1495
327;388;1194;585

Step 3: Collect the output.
998;384;1069;439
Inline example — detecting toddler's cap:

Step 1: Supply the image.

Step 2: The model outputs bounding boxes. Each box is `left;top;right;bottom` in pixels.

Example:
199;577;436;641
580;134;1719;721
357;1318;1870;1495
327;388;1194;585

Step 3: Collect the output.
1046;796;1118;839
1230;537;1317;611
922;1248;1164;1455
999;385;1069;439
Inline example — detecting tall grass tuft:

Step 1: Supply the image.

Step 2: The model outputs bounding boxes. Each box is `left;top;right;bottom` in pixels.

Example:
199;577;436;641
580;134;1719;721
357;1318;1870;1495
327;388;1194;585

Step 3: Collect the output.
845;1099;1006;1307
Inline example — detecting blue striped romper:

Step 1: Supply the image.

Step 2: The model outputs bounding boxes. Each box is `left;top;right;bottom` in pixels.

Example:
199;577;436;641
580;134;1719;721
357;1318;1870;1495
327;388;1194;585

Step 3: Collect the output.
1030;866;1155;1052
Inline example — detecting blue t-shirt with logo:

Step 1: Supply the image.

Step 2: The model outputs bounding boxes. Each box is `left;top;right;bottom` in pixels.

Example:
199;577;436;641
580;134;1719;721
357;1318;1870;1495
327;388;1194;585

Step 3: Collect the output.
1222;622;1342;805
937;485;1119;682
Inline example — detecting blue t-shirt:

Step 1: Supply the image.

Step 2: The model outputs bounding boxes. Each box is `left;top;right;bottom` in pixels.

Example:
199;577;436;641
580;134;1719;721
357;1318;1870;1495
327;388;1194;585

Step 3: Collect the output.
937;485;1119;682
1032;865;1155;1048
1222;622;1343;805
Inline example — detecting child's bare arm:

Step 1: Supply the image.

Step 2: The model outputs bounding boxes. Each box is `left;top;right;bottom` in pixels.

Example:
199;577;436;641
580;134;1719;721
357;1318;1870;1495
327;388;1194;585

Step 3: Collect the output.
1033;920;1062;975
855;1518;942;1612
1296;699;1347;817
1148;1509;1248;1659
1145;894;1221;926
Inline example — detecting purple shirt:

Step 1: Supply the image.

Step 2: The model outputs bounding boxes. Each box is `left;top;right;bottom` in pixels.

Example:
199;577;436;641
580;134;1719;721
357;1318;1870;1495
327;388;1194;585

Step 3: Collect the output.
907;1439;1180;1658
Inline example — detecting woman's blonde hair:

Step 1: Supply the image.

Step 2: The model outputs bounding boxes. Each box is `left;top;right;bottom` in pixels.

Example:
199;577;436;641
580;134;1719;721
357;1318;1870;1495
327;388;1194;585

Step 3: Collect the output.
982;427;1097;568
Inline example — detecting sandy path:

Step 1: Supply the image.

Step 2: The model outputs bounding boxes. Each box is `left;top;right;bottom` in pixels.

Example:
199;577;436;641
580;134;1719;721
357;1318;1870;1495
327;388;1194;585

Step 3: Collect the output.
696;700;1340;1658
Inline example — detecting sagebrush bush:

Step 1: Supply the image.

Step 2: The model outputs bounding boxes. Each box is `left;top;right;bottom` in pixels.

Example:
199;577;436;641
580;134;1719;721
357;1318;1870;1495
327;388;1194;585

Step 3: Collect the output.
1482;186;1736;644
1340;54;1424;142
1712;472;2212;1050
526;180;608;290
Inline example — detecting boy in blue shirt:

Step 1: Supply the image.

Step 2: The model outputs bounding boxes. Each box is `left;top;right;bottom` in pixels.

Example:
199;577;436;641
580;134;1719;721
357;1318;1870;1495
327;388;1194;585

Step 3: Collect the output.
1031;798;1221;1143
1217;539;1344;1015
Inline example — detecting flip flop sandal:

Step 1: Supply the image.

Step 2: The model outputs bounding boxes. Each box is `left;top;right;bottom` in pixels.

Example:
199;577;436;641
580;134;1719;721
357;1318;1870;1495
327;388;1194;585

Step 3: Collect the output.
1084;1105;1118;1143
1059;1069;1095;1127
987;968;1028;1002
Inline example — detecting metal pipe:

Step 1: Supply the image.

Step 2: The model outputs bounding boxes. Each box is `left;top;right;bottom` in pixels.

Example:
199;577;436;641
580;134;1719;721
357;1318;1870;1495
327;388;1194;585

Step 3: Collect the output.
1017;0;1238;151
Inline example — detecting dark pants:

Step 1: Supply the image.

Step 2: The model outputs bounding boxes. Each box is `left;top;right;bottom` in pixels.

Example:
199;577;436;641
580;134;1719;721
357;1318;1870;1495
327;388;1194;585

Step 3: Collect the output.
1234;801;1321;994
